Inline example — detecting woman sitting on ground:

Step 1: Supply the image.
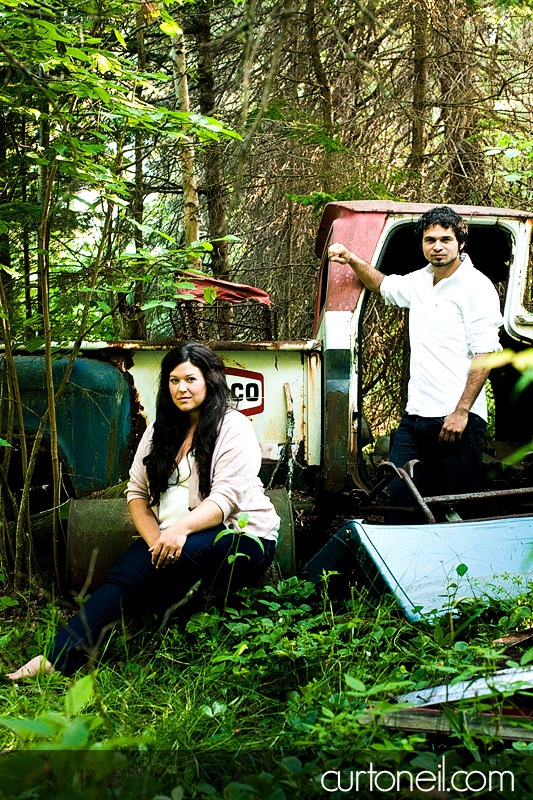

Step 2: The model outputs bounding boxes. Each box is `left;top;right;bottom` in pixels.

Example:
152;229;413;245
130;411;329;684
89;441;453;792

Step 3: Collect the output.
9;343;279;679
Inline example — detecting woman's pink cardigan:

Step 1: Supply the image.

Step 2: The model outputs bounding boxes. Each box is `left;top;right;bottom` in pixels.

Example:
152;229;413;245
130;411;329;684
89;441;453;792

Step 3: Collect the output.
126;408;280;540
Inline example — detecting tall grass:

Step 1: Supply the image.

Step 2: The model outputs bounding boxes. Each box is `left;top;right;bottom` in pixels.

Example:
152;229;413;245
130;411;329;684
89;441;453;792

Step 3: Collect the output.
1;575;533;797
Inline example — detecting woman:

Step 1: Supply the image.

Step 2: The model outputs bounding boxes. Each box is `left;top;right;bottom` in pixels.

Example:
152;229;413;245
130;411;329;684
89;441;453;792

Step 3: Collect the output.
8;343;279;679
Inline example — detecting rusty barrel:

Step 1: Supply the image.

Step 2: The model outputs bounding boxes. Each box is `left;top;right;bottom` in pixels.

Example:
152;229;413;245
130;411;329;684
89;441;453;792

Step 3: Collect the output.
66;488;295;593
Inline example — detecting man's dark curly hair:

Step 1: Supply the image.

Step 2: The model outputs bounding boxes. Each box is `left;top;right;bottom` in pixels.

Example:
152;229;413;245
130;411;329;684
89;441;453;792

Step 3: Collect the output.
414;206;468;250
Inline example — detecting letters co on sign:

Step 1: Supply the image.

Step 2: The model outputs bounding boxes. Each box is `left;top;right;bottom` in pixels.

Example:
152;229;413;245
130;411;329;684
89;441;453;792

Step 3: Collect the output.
225;368;264;416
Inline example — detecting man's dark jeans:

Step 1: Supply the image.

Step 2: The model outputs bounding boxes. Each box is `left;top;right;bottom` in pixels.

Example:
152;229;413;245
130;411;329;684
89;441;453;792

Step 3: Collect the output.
46;526;275;675
386;412;486;522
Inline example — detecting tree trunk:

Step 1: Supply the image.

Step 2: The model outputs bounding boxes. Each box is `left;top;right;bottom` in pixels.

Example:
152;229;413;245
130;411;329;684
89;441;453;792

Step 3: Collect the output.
172;27;201;266
192;11;229;279
409;0;428;199
435;0;484;203
119;15;147;340
305;0;334;192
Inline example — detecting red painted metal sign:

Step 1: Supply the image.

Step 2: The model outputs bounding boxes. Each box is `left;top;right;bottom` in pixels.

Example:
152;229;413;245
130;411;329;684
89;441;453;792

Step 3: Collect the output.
225;367;265;416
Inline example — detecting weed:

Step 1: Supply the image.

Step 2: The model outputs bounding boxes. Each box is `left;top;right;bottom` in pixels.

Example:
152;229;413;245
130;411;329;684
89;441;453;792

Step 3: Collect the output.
3;575;533;795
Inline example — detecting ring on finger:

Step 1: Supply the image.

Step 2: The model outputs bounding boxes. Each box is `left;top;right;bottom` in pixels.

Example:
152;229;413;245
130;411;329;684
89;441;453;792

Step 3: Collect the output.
169;553;176;560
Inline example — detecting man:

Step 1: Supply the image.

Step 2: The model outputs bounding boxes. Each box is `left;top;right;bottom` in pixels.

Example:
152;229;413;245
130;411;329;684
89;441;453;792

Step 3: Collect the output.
328;206;503;518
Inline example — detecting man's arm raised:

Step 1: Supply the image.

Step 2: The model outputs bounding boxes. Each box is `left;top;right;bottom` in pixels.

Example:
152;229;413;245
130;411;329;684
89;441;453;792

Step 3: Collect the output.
328;243;385;293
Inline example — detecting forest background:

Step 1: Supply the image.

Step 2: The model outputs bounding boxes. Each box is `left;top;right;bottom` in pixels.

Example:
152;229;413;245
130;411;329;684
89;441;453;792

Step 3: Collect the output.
2;0;533;349
2;1;533;789
1;0;533;587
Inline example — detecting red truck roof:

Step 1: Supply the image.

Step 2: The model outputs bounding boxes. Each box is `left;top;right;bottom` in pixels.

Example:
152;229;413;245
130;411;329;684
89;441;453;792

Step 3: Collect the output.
315;200;533;259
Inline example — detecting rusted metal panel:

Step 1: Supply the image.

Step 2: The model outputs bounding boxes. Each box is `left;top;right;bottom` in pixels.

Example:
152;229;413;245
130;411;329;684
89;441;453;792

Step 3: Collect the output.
128;344;322;467
313;212;387;334
315;200;533;259
322;348;351;492
97;340;321;352
66;498;137;592
0;356;133;495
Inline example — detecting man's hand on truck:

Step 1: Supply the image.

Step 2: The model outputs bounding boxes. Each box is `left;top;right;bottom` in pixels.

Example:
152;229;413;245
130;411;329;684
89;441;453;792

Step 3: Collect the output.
328;242;385;293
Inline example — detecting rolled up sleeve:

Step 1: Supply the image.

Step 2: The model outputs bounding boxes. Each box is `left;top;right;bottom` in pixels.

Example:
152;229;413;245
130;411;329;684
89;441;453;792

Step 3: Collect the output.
380;272;418;308
464;283;504;355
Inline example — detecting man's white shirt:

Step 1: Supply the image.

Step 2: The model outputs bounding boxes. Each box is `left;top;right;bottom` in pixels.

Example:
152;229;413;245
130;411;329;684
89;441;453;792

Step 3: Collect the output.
379;255;503;421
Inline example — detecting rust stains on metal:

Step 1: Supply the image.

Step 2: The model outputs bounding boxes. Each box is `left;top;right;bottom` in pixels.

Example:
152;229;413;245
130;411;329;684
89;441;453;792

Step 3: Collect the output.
423;486;533;504
307;351;320;405
315;199;533;262
220;355;247;370
103;339;321;353
323;390;348;491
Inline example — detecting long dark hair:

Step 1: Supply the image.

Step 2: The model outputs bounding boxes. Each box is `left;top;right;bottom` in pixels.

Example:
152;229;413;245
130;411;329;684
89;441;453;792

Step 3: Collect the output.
144;343;236;506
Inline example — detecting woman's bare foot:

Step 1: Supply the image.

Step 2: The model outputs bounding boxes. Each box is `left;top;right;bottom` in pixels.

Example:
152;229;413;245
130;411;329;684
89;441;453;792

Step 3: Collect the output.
7;655;54;680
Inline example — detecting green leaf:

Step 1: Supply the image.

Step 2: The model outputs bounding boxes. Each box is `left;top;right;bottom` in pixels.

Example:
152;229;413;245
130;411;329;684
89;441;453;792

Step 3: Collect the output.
140;300;176;311
503;172;522;182
211;234;243;243
113;28;127;48
203;287;217;305
0;262;20;277
504;440;533;465
35;19;71;42
456;563;468;577
345;674;366;693
160;20;182;36
92;85;111;104
26;337;45;353
159;7;182;36
60;717;91;748
65;46;90;61
237;513;250;529
189;241;213;252
65;673;94;717
0;437;12;448
0;716;56;740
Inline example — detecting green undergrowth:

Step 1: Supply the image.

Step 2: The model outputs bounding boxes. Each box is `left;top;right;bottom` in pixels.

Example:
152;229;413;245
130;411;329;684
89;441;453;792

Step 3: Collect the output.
2;576;533;797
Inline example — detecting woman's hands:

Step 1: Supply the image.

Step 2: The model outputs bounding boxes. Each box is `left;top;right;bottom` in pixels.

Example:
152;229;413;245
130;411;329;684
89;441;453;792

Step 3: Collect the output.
147;499;224;569
149;523;188;569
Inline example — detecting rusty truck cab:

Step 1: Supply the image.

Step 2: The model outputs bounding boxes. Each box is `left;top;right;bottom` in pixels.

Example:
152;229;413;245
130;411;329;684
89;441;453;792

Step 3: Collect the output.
314;201;533;505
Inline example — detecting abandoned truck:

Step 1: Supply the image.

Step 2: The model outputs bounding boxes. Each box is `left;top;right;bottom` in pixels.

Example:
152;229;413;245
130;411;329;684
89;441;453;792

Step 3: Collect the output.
5;201;533;618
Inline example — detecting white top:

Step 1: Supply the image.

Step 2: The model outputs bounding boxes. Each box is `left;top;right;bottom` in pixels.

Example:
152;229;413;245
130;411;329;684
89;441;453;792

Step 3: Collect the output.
126;409;280;541
158;454;191;531
380;255;503;421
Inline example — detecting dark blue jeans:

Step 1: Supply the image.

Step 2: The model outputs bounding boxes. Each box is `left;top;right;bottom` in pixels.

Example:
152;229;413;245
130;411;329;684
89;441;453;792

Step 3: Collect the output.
386;412;486;522
46;526;275;675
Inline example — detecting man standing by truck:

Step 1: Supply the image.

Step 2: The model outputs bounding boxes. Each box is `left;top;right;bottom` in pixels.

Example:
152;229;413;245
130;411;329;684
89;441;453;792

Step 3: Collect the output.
328;206;503;517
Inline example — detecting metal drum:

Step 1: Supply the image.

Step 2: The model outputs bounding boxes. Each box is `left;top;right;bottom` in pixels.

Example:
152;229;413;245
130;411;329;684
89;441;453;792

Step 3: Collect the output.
66;489;295;593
